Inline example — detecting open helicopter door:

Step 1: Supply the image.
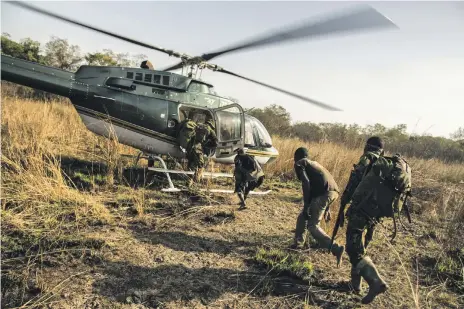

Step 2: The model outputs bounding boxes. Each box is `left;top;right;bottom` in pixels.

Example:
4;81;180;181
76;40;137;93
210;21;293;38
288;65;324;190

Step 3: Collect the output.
211;103;246;159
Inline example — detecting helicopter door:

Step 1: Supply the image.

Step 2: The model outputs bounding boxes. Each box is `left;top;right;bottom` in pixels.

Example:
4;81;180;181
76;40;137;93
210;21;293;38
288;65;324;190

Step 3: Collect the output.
212;103;245;158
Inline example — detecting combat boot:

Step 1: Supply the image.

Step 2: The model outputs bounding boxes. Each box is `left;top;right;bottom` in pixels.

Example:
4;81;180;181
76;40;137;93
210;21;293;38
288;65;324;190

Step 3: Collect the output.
237;193;247;210
350;268;362;294
356;256;388;304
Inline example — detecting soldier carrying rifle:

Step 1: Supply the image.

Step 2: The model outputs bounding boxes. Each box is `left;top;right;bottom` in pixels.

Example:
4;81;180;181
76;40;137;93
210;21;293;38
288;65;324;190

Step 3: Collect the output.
331;137;413;304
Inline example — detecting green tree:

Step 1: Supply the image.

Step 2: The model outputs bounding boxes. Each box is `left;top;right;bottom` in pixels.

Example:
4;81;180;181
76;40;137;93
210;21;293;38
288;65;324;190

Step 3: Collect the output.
247;104;292;136
451;127;464;141
1;34;43;63
85;49;118;66
1;33;25;59
43;36;82;70
20;38;43;63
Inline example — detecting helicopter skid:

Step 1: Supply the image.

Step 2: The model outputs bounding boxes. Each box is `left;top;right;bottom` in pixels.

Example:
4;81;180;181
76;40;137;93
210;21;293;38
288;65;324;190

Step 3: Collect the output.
147;166;271;195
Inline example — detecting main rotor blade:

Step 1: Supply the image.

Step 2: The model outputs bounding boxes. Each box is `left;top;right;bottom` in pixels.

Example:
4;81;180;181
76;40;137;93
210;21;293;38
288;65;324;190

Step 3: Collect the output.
202;5;397;61
161;5;397;71
8;1;184;58
216;68;342;112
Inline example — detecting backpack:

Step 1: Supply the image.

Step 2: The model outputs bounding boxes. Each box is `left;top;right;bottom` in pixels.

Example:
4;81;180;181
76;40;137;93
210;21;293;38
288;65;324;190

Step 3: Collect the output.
356;153;412;219
194;123;210;144
248;156;265;182
177;120;197;150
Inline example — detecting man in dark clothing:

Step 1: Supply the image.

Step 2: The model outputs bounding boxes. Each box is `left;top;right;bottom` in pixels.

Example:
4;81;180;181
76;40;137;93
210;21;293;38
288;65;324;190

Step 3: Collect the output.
234;148;264;210
292;147;344;267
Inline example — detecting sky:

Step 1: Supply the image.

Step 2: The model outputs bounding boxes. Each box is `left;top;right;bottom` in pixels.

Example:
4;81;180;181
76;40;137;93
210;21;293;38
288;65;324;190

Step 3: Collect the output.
1;1;463;138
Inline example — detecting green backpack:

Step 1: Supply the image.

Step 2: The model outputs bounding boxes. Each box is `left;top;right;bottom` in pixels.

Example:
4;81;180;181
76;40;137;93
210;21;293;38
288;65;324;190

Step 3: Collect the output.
194;123;210;144
356;153;412;219
177;120;197;150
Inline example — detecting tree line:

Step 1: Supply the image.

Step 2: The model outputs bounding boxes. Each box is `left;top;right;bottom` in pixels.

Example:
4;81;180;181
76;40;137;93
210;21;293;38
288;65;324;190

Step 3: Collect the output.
2;34;463;163
1;33;147;70
247;105;464;163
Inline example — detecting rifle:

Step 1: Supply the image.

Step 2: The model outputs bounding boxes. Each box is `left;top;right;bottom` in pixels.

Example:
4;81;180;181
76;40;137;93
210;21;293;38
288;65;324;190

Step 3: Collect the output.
329;201;348;253
403;192;412;224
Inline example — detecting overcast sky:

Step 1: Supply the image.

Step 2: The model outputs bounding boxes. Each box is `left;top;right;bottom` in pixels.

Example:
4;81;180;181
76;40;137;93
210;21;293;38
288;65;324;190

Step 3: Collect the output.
2;1;463;137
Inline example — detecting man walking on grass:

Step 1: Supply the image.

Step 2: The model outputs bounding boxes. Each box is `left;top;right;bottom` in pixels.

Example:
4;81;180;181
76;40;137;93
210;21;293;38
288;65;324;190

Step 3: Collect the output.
292;147;344;267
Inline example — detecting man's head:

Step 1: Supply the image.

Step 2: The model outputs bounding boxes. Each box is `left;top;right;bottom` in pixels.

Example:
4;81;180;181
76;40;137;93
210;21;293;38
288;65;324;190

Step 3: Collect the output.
364;136;384;153
294;147;309;162
140;60;154;70
235;148;245;155
205;118;215;128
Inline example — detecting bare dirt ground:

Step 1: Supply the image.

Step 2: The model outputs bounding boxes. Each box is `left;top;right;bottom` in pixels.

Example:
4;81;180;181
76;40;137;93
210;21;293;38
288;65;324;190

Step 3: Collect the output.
3;170;462;309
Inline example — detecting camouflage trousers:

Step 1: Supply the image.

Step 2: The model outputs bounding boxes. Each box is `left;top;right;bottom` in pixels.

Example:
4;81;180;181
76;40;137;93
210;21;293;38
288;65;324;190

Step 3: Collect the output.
294;191;339;251
187;142;205;183
345;211;377;266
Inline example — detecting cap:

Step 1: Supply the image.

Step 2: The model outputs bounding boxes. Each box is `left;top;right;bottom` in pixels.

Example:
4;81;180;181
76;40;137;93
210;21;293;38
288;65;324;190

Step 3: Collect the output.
294;147;309;161
366;136;384;150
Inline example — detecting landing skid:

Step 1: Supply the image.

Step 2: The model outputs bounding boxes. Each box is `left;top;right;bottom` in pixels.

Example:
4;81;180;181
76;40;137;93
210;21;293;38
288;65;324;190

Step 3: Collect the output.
136;154;271;195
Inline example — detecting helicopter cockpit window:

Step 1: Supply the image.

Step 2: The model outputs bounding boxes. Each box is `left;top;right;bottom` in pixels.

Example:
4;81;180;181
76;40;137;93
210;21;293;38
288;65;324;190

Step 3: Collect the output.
126;72;134;79
153;75;161;84
144;74;152;82
254;118;273;147
244;120;256;147
162;76;170;86
135;73;142;81
216;106;242;142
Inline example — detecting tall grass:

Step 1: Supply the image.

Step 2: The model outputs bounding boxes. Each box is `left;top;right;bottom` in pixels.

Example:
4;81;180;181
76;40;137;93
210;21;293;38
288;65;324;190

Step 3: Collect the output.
0;97;117;237
2;95;463;243
266;136;464;185
1;95;463;307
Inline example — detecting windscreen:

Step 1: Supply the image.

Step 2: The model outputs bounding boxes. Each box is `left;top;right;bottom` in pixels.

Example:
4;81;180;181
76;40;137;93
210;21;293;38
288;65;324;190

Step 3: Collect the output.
244;118;256;147
253;118;273;147
216;106;242;142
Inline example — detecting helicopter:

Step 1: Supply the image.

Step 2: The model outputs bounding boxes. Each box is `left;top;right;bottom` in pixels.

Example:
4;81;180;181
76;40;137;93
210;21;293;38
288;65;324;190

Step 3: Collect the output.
1;2;398;180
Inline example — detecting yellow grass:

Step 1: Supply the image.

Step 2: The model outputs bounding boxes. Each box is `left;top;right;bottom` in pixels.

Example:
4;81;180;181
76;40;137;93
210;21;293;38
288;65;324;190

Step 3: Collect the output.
2;95;463;308
2;95;462;233
267;136;464;186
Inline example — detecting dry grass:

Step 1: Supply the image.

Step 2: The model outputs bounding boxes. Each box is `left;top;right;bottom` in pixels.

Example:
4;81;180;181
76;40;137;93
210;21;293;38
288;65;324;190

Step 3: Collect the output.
1;95;463;308
266;136;464;184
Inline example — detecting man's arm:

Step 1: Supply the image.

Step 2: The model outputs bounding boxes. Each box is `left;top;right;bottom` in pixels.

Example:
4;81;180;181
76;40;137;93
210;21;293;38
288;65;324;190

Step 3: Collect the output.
295;163;311;204
340;155;371;206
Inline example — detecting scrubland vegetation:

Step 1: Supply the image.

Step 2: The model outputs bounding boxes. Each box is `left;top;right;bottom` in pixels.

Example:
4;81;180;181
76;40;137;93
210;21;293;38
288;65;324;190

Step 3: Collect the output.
1;34;464;308
1;92;463;308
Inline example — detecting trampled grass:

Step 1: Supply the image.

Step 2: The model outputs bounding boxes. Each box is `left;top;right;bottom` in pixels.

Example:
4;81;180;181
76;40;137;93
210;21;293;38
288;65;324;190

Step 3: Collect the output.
1;95;463;308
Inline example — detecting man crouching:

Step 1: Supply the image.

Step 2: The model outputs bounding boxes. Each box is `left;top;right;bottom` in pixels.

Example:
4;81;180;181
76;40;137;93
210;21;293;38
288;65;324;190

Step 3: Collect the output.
233;148;264;210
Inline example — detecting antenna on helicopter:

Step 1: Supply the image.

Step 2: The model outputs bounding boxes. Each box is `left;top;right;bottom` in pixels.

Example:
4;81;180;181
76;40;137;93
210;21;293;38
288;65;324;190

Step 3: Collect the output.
7;2;399;112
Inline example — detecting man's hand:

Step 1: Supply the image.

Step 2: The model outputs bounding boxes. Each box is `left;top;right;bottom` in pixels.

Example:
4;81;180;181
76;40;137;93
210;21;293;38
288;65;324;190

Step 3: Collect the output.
324;209;331;222
339;211;345;227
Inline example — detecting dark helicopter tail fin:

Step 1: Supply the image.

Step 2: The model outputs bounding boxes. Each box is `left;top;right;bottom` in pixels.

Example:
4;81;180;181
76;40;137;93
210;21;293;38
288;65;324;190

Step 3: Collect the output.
1;54;76;98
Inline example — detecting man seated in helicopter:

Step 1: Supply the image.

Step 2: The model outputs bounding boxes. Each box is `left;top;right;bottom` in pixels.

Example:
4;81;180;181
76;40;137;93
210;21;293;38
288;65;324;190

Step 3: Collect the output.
140;60;154;70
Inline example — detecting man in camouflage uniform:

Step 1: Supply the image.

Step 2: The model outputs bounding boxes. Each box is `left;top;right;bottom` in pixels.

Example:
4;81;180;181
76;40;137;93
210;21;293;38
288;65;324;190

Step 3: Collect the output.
177;114;218;184
342;137;409;304
341;137;385;249
292;147;344;266
339;137;384;296
233;148;264;210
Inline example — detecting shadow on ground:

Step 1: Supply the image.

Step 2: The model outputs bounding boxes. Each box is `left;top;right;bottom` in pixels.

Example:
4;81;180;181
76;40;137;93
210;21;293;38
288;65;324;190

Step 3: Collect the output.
91;259;360;309
128;227;291;256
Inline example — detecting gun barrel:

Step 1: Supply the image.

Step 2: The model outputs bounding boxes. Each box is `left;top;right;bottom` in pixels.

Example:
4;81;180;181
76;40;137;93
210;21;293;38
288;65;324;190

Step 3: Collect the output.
1;54;76;97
